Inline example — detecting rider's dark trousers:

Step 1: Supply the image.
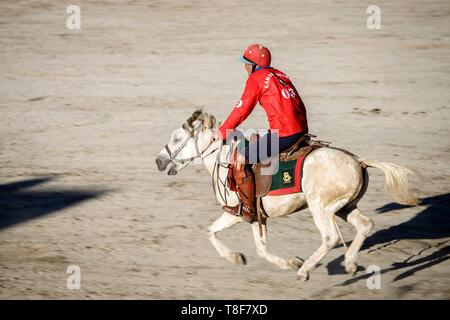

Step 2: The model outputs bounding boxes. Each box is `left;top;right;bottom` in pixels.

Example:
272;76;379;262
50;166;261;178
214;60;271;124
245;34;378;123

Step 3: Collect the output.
237;131;306;164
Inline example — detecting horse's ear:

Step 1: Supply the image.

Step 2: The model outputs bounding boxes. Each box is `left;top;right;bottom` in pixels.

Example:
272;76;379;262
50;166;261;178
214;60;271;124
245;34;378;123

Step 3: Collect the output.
187;109;203;127
208;115;216;128
202;113;216;129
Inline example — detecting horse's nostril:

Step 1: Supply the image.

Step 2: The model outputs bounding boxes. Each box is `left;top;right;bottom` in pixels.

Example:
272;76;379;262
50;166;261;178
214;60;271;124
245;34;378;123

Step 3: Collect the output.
155;157;164;170
156;157;169;171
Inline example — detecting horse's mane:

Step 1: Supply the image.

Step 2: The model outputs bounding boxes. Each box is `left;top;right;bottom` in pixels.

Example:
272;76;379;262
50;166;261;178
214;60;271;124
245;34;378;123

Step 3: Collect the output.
186;109;216;129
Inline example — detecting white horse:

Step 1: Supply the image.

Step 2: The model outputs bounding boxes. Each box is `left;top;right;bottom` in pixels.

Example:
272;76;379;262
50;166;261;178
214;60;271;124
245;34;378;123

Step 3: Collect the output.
155;110;421;281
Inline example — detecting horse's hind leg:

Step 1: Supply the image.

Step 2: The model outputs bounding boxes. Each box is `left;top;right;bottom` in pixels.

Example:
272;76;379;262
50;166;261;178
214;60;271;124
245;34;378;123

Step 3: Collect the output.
297;200;343;281
342;207;374;275
208;213;246;265
251;222;303;270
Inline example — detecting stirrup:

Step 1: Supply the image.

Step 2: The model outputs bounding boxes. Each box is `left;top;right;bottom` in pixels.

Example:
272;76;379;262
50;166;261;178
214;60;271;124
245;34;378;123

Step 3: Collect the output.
222;203;239;215
222;203;255;223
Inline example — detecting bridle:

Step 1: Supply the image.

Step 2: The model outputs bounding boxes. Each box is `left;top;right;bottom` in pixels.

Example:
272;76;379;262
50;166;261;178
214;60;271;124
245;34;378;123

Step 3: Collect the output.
164;122;218;165
164;120;234;206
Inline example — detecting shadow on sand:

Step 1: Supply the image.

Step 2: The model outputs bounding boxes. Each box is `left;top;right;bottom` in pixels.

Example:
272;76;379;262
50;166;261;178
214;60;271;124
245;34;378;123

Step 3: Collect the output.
326;193;450;284
0;177;108;230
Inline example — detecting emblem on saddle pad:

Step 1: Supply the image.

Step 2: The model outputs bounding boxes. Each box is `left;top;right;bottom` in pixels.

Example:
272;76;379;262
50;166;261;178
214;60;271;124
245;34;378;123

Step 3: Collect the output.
282;171;292;184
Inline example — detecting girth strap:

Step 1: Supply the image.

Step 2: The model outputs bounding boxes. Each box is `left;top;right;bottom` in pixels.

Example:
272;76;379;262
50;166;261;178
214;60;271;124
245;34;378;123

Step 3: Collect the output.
256;197;267;237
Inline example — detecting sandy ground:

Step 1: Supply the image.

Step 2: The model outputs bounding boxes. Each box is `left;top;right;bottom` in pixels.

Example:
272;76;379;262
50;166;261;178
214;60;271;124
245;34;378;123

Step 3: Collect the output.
0;0;449;299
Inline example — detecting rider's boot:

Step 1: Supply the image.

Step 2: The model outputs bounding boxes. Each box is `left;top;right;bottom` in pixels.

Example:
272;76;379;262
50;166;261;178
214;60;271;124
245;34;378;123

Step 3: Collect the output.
222;161;256;223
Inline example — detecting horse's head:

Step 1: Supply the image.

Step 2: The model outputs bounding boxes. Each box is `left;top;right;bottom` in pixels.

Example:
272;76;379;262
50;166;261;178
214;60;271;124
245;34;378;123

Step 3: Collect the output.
155;109;216;175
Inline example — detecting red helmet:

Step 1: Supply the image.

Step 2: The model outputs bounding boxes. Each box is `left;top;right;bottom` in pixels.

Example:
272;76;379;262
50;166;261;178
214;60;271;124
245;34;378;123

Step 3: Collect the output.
242;44;271;67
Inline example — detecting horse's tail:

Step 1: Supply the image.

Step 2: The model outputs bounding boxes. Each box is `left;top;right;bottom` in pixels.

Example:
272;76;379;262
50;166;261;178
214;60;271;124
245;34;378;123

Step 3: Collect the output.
359;159;422;206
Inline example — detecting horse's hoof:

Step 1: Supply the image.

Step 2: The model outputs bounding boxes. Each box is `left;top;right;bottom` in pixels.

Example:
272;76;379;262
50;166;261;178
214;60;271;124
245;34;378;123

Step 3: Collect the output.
297;271;309;282
231;252;247;266
288;257;304;269
345;262;358;276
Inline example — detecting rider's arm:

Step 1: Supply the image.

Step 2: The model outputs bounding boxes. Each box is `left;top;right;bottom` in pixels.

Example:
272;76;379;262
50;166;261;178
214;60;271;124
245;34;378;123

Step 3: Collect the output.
218;76;260;139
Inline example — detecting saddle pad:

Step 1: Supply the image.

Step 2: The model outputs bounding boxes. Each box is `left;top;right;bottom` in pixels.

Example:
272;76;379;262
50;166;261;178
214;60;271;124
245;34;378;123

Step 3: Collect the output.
267;156;305;196
227;155;307;196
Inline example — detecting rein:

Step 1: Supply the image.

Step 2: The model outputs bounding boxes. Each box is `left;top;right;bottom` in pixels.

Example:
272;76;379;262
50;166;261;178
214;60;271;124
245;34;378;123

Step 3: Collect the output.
211;143;235;206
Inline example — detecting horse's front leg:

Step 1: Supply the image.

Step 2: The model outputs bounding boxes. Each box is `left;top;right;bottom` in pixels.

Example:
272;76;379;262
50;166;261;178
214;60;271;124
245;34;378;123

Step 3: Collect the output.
251;222;303;270
208;213;246;265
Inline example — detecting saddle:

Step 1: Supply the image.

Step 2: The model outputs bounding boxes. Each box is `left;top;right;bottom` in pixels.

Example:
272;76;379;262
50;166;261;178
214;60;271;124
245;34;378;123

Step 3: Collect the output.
248;134;330;236
253;134;330;198
226;133;330;237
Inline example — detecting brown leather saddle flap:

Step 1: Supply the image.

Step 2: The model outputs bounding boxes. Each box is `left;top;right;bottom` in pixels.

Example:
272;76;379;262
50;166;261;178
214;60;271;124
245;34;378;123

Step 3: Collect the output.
253;161;273;197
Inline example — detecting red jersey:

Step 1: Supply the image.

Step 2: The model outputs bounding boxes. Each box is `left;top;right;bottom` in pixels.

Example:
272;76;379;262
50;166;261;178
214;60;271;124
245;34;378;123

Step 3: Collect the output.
218;68;308;139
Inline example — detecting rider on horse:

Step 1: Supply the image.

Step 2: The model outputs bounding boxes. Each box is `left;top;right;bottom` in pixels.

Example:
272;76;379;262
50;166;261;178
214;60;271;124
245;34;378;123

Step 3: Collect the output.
216;44;309;223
